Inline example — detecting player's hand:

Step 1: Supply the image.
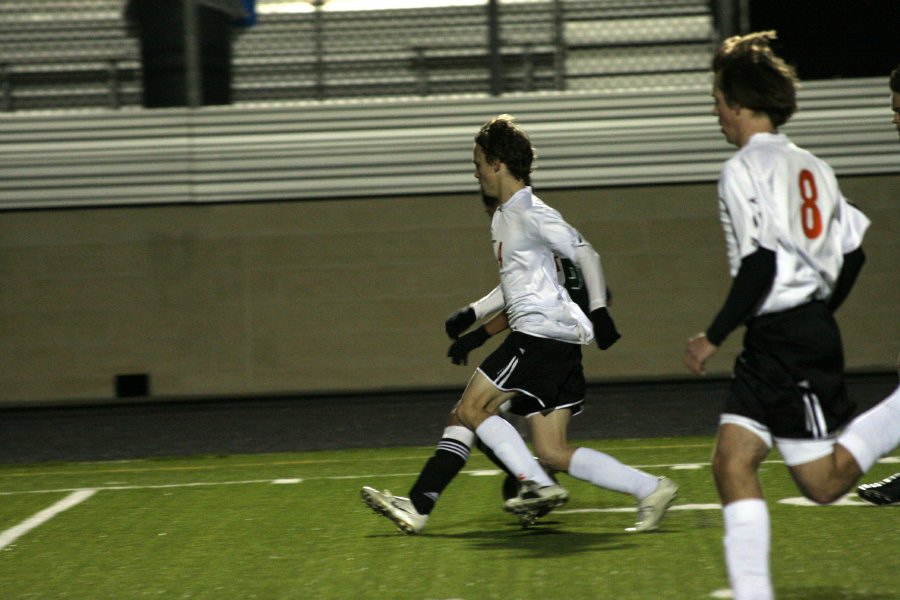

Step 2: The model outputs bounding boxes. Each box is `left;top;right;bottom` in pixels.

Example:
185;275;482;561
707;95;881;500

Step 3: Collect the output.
445;306;476;339
590;307;621;350
447;326;490;365
685;332;717;376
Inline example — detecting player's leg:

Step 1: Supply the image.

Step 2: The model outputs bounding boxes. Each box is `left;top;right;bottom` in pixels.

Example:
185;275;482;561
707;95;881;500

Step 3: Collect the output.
530;408;658;497
856;356;900;504
458;333;580;512
455;370;557;488
406;411;475;513
790;382;900;504
361;409;472;534
529;409;676;531
713;421;773;600
528;408;575;472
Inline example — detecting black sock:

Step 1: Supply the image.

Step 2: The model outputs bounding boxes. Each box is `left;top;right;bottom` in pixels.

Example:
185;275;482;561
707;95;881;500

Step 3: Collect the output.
408;437;470;515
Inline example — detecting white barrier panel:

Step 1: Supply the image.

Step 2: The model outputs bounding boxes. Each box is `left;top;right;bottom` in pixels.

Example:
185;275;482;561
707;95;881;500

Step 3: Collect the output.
0;77;896;210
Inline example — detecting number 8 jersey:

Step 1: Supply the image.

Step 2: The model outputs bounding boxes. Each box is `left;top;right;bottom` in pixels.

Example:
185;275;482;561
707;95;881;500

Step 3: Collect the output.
717;132;870;315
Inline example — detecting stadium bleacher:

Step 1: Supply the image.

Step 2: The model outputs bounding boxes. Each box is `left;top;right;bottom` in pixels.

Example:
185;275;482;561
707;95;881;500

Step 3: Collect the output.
0;0;715;111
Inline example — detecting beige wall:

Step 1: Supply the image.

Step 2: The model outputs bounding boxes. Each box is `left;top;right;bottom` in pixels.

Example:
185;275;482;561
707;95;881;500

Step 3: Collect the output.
1;174;897;405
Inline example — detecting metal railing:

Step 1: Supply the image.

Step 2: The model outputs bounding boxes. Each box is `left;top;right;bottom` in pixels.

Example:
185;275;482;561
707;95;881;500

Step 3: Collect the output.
0;0;715;111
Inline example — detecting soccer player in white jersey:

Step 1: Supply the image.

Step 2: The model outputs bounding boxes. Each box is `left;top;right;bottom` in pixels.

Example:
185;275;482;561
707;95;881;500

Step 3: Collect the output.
362;115;677;535
444;192;677;530
684;32;900;599
855;64;900;507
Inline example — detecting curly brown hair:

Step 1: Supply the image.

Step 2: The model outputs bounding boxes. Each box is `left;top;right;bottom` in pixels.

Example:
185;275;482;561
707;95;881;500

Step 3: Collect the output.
474;114;534;185
713;31;798;128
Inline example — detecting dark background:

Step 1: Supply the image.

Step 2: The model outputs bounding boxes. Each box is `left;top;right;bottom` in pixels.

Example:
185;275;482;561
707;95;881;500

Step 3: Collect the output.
749;0;900;80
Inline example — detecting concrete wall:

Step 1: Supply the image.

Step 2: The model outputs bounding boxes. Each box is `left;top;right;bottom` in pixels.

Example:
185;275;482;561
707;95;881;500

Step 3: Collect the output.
1;174;897;405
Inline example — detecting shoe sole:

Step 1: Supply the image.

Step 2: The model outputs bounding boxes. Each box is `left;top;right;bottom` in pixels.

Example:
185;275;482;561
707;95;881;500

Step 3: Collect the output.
857;491;900;506
857;476;900;506
517;512;537;528
504;493;568;515
360;488;419;535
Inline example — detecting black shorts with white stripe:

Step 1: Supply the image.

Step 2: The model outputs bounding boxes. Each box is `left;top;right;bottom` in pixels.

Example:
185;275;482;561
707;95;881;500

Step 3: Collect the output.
477;331;585;418
726;301;856;439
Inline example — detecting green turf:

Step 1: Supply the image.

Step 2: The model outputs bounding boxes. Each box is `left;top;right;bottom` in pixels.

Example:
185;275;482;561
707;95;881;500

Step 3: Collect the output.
1;437;898;599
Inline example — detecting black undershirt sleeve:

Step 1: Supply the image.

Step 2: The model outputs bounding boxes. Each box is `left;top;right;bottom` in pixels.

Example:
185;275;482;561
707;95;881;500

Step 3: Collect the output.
706;248;777;346
827;247;866;313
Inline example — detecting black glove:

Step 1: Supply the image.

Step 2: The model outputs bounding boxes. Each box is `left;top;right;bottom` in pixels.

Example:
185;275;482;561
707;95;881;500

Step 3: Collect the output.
445;306;476;339
590;307;621;350
447;326;490;365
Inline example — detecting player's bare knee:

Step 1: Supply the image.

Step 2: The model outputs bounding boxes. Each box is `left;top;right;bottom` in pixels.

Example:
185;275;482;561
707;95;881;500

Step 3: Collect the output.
535;448;568;472
712;449;754;483
456;403;492;431
801;485;843;505
453;405;475;430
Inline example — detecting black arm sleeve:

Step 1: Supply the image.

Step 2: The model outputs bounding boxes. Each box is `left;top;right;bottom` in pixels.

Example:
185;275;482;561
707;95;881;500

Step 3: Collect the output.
706;248;777;346
827;247;866;313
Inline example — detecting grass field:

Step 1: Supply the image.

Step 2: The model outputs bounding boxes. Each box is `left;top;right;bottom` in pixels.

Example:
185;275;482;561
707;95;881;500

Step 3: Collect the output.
1;436;898;599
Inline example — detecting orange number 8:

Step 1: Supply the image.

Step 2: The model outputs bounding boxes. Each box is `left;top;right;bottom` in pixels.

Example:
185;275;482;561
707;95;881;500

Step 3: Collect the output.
799;169;822;239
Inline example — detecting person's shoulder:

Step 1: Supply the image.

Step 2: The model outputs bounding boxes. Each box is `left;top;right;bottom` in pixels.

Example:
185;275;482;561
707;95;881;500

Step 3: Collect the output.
794;143;834;170
728;133;793;173
719;150;747;180
527;194;565;222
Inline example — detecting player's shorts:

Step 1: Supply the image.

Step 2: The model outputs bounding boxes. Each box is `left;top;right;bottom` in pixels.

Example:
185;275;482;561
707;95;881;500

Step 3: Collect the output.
723;301;856;462
477;331;585;418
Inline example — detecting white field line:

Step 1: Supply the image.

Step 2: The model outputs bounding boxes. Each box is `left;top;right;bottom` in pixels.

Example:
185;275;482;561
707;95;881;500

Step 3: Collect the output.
2;455;896;500
0;489;96;550
0;473;432;497
0;478;292;496
558;503;723;514
0;443;718;479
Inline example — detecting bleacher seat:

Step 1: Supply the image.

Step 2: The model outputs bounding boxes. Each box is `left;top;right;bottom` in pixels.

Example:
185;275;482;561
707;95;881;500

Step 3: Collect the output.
0;0;714;111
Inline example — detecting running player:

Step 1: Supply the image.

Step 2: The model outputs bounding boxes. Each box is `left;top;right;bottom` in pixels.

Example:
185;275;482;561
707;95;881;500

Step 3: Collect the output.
684;32;900;599
855;64;900;507
361;115;676;535
447;192;675;530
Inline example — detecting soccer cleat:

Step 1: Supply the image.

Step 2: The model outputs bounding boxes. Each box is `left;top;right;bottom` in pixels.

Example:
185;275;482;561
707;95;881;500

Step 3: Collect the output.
503;480;569;515
502;473;556;527
857;473;900;506
628;476;679;532
360;486;428;534
516;510;538;528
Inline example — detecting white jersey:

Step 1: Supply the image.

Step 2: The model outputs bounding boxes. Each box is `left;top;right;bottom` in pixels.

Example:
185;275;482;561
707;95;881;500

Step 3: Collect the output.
718;133;870;315
491;187;594;344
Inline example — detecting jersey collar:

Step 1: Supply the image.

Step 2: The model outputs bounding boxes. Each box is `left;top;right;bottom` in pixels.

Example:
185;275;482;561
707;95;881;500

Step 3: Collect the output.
499;186;532;211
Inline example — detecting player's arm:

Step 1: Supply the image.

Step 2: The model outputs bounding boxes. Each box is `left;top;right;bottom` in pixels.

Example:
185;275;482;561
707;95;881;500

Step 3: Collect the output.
685;248;776;375
447;311;509;366
445;285;505;339
828;201;870;313
572;238;620;350
827;247;865;312
539;210;620;350
687;162;775;375
706;248;776;346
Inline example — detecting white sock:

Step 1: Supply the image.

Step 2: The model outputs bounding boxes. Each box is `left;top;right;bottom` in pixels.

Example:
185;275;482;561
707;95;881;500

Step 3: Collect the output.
568;447;659;499
722;499;772;600
475;415;554;486
837;384;900;472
